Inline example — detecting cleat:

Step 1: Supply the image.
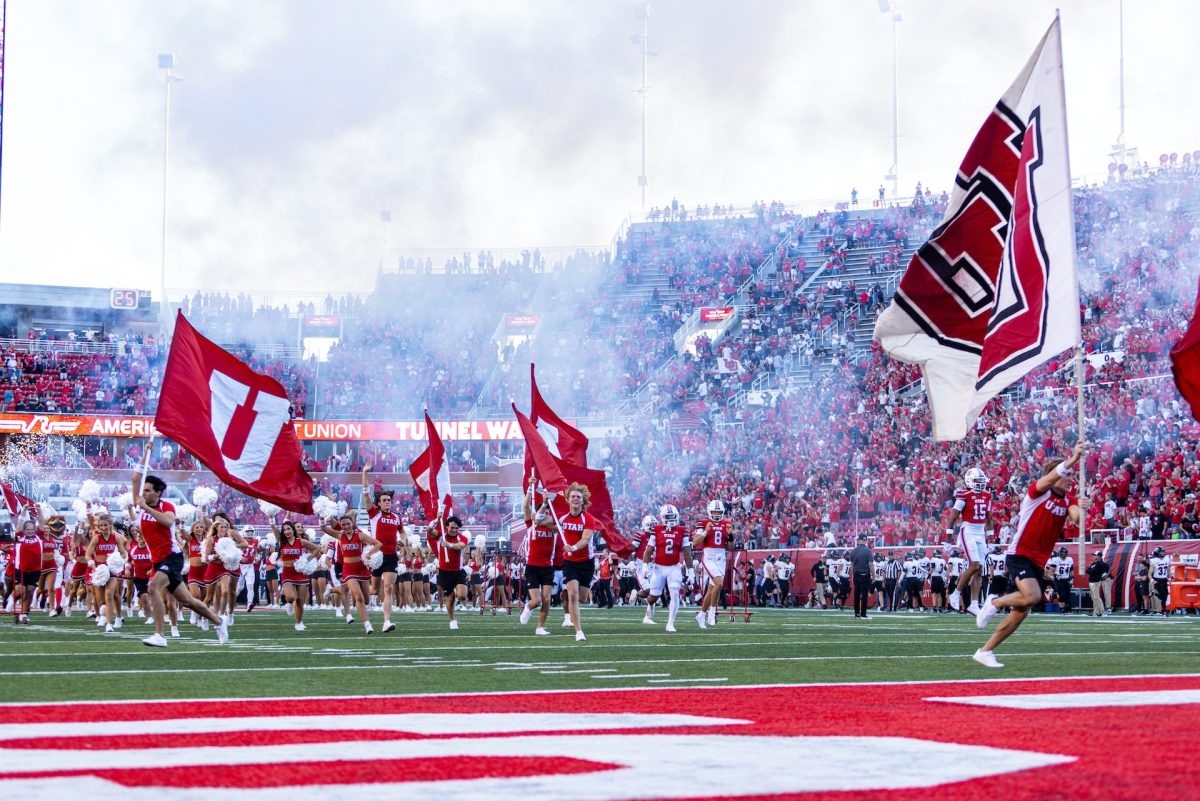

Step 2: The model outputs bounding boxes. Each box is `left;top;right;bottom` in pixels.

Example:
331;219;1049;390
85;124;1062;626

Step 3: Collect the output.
695;612;708;630
86;610;96;619
575;630;586;642
519;605;532;625
142;633;168;648
382;621;396;633
975;595;1000;629
535;627;550;636
949;590;962;611
972;648;1003;668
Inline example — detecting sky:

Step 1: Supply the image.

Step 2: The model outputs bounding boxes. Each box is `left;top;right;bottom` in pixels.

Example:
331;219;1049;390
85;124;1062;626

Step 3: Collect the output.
0;0;1196;299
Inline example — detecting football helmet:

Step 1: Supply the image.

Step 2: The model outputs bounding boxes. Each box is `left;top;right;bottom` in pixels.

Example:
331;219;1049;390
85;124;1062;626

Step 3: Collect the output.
659;504;680;526
1152;546;1166;557
706;499;726;521
641;514;658;533
1056;546;1069;557
964;467;988;492
932;549;942;557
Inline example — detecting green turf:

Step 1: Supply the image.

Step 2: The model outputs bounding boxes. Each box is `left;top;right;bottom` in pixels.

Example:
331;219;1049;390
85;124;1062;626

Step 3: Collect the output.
2;607;1199;703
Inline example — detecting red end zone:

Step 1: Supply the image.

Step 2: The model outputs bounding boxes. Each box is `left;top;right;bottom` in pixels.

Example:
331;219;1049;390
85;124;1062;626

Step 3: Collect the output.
1;675;1197;800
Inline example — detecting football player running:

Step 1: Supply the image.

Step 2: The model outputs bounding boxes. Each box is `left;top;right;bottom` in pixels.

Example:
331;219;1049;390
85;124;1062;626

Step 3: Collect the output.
947;466;992;614
692;499;733;629
643;504;689;631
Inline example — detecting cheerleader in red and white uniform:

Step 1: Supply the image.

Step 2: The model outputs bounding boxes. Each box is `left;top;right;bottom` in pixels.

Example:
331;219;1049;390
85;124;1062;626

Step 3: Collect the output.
181;518;209;627
84;513;128;633
321;514;382;633
201;514;251;625
274;519;323;631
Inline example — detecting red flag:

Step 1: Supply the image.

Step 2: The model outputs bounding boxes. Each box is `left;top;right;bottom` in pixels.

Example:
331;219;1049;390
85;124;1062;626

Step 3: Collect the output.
1;482;33;517
407;411;452;520
530;364;589;467
513;403;568;493
549;457;632;558
154;311;314;514
1171;280;1200;421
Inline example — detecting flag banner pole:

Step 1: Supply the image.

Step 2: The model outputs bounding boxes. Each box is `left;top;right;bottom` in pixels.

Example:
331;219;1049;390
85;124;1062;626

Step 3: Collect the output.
1076;345;1087;575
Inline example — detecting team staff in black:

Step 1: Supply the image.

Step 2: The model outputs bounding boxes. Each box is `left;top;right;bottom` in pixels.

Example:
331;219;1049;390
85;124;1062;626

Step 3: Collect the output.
1086;550;1112;616
850;535;873;619
809;556;828;609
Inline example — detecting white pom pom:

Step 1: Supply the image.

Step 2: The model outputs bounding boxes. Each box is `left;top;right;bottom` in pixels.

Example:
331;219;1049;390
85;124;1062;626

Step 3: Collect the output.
78;479;102;503
192;486;218;508
305;527;319;540
335;500;348;517
54;551;66;567
72;499;88;520
294;554;317;575
268;552;280;566
215;537;242;570
116;492;133;511
105;551;126;574
464;564;473;577
366;550;383;571
90;565;111;586
319;533;337;548
473;534;486;550
408;532;422;549
257;499;282;518
265;532;278;547
39;502;56;520
175;504;197;524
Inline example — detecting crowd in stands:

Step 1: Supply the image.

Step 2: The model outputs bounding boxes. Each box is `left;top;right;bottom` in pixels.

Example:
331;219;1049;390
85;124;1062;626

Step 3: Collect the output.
5;162;1200;547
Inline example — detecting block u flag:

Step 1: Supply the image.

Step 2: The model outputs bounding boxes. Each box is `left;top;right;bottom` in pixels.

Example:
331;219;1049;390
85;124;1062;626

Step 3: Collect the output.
873;17;1080;440
155;311;314;513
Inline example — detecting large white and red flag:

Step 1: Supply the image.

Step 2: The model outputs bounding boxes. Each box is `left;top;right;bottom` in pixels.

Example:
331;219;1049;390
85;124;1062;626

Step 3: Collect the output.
530;364;588;467
155;312;314;513
408;411;452;521
873;18;1079;441
1;481;34;517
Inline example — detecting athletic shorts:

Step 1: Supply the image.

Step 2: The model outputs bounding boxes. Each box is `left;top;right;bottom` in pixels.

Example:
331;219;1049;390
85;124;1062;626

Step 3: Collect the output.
265;569;279;581
133;577;149;594
524;564;555;588
152;553;186;594
930;576;946;594
958;524;987;563
437;569;466;593
701;549;727;582
871;580;884;592
649;563;683;596
562;560;594;587
312;569;329;581
1005;554;1043;583
373;554;399;578
397;573;412;583
16;570;40;588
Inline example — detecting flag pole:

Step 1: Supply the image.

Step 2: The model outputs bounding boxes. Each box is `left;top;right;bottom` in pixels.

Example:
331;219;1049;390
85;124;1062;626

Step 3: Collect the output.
1076;345;1086;576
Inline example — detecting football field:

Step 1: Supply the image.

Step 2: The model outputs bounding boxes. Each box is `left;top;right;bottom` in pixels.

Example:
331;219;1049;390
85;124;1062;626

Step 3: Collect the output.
3;608;1200;800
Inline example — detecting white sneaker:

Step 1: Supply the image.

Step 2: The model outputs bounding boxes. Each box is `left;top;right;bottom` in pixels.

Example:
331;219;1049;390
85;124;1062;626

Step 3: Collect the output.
104;623;114;633
48;609;59;618
382;621;396;633
144;616;155;625
665;623;677;633
642;615;655;625
975;595;1000;629
86;610;96;619
96;617;105;627
535;627;550;636
136;609;145;619
346;614;354;624
967;601;981;616
295;622;306;632
113;617;123;629
199;618;209;631
575;630;586;642
695;612;708;630
707;609;717;626
949;590;962;611
170;625;180;638
562;617;574;628
189;612;197;625
364;621;374;634
972;648;1003;668
216;618;229;644
519;605;532;625
449;620;459;630
142;633;167;648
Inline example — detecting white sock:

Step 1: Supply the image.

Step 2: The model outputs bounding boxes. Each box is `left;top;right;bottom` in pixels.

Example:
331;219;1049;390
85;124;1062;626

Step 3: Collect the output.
668;592;680;625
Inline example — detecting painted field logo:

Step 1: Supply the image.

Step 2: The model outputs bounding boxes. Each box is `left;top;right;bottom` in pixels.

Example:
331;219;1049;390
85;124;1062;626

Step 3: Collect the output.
0;678;1197;800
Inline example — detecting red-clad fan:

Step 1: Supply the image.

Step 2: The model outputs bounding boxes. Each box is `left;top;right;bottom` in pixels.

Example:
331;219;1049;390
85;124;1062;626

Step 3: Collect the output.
642;504;691;632
691;499;734;630
362;465;401;633
274;519;324;631
427;515;468;630
12;521;45;624
974;443;1088;668
321;514;382;634
84;513;128;633
518;486;559;636
130;447;226;648
558;482;600;643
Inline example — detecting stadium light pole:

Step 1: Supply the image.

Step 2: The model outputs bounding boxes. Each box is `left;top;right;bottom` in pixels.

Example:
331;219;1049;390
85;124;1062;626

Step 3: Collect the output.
158;54;182;335
878;0;901;198
380;210;392;272
632;3;652;212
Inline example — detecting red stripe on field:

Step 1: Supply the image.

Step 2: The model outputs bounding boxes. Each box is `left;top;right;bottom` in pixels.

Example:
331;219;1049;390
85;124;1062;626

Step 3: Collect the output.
3;756;616;788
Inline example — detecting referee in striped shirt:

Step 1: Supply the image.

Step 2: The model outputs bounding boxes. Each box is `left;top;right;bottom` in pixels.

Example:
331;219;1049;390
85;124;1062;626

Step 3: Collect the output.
884;552;902;611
